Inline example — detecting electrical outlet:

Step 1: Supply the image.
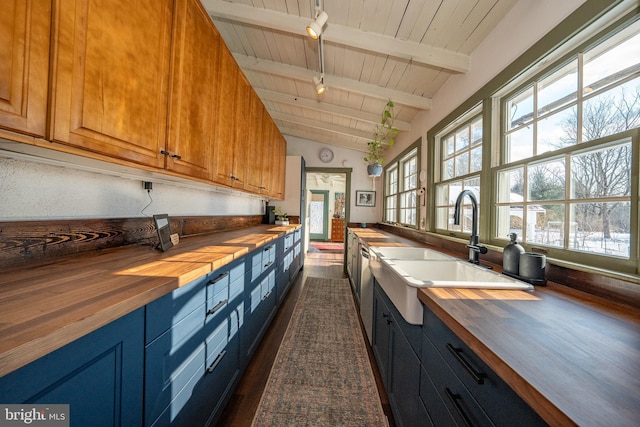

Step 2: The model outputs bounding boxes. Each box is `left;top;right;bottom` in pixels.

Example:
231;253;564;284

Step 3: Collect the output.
143;181;153;190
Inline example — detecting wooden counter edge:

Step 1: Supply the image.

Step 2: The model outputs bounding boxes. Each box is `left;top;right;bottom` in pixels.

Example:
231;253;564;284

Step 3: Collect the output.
417;290;576;427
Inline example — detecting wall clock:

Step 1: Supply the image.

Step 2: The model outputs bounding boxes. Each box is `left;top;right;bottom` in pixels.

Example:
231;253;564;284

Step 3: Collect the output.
319;147;334;163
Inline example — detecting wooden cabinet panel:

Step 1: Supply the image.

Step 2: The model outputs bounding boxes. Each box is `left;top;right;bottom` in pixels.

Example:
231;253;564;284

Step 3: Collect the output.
50;0;173;167
165;0;220;180
0;0;51;137
212;46;239;186
243;89;265;194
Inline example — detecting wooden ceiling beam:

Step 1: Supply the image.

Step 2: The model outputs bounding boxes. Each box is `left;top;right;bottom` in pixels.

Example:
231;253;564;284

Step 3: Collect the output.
235;54;432;110
202;0;469;74
256;89;412;131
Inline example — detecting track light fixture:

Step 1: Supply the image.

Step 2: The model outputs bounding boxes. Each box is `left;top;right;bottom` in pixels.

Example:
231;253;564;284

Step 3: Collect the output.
306;11;328;39
313;76;327;95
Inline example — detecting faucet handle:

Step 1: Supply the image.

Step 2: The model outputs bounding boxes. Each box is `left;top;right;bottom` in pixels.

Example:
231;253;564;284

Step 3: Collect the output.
467;243;488;254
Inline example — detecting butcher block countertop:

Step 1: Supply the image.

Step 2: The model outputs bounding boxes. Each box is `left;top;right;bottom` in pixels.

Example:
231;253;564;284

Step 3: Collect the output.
0;224;300;378
351;227;640;427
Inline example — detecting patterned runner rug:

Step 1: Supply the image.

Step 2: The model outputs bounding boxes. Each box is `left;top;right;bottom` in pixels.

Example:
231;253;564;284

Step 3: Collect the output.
251;277;388;427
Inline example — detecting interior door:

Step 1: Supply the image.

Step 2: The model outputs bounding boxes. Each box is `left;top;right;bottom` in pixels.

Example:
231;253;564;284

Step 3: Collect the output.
309;190;329;241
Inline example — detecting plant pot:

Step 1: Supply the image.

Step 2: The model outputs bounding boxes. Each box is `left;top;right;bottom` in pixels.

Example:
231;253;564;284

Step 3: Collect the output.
367;163;383;177
275;220;289;225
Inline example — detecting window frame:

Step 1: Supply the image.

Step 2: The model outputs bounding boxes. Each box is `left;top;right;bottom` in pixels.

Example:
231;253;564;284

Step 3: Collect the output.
434;105;484;236
383;139;421;228
493;16;640;273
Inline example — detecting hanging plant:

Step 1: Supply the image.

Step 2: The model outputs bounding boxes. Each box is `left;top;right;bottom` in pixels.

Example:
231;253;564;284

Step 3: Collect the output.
363;100;399;176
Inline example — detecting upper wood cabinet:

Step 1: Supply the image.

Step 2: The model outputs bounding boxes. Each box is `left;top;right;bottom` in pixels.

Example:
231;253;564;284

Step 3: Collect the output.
166;0;220;180
3;0;287;198
49;0;173;168
212;45;243;188
0;0;51;137
243;88;265;194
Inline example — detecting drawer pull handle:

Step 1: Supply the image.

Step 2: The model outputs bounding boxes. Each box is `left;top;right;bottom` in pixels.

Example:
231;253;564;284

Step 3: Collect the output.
446;343;487;384
207;299;228;316
445;388;474;427
206;350;227;373
263;290;272;300
210;272;229;284
264;261;273;268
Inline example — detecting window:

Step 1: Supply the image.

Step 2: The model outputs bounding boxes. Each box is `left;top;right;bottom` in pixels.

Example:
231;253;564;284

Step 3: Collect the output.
435;110;483;232
497;19;640;260
384;165;398;222
383;143;419;227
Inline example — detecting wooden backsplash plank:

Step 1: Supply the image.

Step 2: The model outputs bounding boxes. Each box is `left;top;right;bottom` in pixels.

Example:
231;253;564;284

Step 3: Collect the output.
0;215;263;269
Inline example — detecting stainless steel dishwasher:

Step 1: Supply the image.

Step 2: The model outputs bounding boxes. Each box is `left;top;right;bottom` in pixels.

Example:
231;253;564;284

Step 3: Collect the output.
359;245;373;344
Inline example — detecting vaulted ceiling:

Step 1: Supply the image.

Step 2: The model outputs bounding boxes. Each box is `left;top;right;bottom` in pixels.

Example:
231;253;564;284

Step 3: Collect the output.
202;0;518;153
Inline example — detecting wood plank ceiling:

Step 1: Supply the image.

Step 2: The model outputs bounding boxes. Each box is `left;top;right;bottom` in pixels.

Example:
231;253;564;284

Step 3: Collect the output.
201;0;518;153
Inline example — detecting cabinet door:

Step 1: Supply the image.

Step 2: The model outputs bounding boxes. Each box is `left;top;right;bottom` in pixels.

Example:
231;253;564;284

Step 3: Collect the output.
0;308;144;427
0;0;51;137
389;323;426;427
372;286;392;388
165;0;220;179
50;0;173;168
211;45;241;187
243;91;264;194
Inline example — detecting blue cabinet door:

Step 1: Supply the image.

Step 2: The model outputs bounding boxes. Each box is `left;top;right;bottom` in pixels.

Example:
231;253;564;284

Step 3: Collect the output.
0;308;144;427
372;285;392;389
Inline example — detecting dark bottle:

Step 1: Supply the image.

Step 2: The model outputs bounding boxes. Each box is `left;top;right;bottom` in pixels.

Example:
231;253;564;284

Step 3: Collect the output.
503;233;524;275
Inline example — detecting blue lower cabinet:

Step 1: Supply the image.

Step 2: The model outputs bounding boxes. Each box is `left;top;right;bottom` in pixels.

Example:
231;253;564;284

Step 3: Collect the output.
422;307;546;426
0;308;145;427
243;269;277;364
144;261;246;427
372;284;428;427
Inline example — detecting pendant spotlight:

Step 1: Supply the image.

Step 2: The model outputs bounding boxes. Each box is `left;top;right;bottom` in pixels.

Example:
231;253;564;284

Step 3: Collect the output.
308;0;328;95
313;76;327;95
306;11;328;39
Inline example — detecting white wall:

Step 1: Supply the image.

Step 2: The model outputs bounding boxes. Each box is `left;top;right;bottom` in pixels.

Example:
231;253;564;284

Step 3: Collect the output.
0;156;263;220
285;136;381;224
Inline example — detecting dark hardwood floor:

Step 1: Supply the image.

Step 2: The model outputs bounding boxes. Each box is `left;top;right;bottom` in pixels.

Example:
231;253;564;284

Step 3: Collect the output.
215;251;395;426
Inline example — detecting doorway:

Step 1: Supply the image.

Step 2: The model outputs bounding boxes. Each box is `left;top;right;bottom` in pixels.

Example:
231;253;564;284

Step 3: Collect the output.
304;168;351;250
309;190;329;241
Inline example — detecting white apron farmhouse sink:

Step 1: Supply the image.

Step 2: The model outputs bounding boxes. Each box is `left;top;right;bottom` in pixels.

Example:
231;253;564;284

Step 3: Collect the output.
369;249;533;325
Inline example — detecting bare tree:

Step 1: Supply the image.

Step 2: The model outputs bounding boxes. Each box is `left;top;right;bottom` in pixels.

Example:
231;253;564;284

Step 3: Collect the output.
559;88;638;239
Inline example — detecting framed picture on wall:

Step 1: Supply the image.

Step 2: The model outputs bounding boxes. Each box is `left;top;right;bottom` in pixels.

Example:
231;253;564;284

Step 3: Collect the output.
355;190;376;207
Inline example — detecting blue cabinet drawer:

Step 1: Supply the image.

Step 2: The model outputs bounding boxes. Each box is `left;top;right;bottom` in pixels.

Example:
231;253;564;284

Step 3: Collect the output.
206;261;245;320
421;332;493;427
168;335;241;427
229;272;244;302
206;319;229;370
146;274;207;344
284;234;293;251
145;315;206;424
422;308;545;426
207;270;229;303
